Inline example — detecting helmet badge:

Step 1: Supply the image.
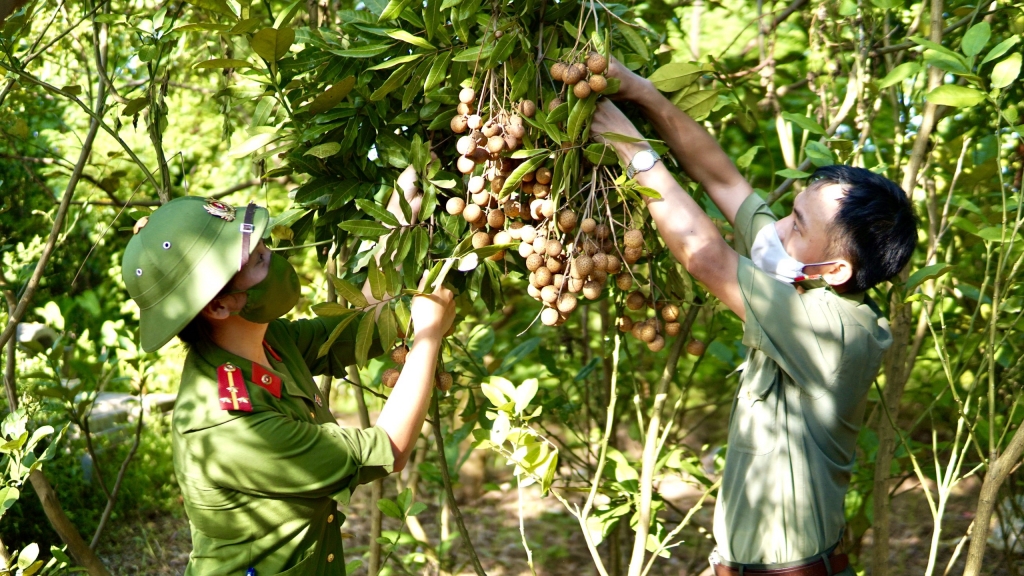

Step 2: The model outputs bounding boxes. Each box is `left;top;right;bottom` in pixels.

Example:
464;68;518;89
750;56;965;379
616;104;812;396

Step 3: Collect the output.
204;199;236;221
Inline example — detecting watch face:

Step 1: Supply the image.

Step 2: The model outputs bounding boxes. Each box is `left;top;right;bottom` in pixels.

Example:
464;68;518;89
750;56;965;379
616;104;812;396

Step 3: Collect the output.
634;150;656;171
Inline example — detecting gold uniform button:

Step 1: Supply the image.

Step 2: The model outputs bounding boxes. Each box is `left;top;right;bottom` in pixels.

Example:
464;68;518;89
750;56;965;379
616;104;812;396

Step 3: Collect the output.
261;374;272;384
327;514;334;523
310;411;316;419
327;553;335;563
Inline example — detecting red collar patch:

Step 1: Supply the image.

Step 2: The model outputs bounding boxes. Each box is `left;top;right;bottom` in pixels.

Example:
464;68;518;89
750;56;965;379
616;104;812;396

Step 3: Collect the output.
217;363;252;412
252;363;282;398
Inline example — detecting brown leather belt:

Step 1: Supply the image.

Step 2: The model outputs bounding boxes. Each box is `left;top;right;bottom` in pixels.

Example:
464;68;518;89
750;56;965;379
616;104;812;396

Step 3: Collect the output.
712;553;849;576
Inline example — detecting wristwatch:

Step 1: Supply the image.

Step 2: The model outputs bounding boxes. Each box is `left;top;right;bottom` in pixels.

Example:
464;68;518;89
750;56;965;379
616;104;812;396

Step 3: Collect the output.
626;148;661;179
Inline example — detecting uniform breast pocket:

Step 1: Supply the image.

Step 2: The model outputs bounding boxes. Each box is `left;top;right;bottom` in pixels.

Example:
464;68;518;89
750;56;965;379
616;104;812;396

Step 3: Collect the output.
729;358;780;456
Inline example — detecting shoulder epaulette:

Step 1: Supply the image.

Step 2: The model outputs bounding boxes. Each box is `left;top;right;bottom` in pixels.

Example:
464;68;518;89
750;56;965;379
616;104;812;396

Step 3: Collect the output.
252;363;281;398
217;363;252;412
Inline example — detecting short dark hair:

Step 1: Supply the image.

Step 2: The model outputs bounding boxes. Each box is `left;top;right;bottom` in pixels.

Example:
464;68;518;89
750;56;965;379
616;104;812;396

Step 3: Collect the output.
177;316;210;350
810;165;918;293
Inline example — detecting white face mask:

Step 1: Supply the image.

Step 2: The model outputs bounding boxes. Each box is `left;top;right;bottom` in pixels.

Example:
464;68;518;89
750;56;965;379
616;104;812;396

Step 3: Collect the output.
750;222;834;284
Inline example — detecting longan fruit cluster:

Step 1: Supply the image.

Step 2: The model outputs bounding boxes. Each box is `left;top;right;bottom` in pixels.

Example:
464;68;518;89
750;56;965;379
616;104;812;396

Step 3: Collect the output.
549;51;608;104
450;88;537;170
382;344;453;391
618;301;685;352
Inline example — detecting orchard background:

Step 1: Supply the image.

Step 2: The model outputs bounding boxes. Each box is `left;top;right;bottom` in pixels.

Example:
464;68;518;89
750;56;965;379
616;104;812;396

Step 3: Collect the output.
1;0;1024;573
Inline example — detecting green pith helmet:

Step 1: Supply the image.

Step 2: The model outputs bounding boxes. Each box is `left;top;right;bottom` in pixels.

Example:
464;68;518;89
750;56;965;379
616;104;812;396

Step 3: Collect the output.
122;196;270;352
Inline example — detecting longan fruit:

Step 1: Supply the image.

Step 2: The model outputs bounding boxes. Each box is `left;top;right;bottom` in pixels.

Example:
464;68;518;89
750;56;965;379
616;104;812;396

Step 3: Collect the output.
446;197;466;215
471;129;487;146
472;231;491;249
504;199;522;219
557;292;578;313
526;253;545;271
520;100;537;117
594;223;610;240
580;218;597;234
532;237;548;255
573;81;592;99
546;257;563;273
647;335;666;352
382;367;401;388
587;51;607;74
624;245;643;264
557;210;577;233
566;277;584;293
535;167;553;185
605;254;622;273
630;321;645;341
591;252;608;272
545;239;563;257
490;177;506;194
468;175;486;193
494;231;512;245
520;225;538;243
390;344;409;364
518;242;535;258
550;61;568;82
541;285;559;303
535;266;553;287
548;97;564;112
590;269;608;285
527;283;542;300
463;204;483;223
572;255;594;278
471;190;490;207
639;323;657;343
508;123;526;139
467;114;482;130
503;133;520;151
482;121;501;138
435;371;453;392
541;307;560;326
617;316;634;332
457;102;471;116
563;62;586;85
456;136;477;155
532;183;550;199
583;280;602;300
451;115;469;133
459;87;476;104
661;304;680;322
457;155;475;174
665;322;681;336
615;272;633;291
487;135;505;154
686;339;707;356
589;74;608;93
539;199;554;218
626;290;646;310
552;273;566;288
624;228;644;248
581;238;600;256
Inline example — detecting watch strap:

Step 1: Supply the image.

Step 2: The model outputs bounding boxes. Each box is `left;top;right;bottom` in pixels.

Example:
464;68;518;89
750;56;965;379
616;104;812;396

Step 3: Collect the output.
626;149;660;179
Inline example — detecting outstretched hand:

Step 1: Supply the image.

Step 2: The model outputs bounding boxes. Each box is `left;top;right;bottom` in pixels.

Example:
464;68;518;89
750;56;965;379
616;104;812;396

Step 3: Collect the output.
411;273;456;340
604;55;655;103
591;101;649;163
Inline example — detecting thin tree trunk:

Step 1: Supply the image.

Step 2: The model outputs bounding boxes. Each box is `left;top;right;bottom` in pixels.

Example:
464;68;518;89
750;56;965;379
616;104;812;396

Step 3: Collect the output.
351;364;384;575
870;2;944;574
963;425;1024;575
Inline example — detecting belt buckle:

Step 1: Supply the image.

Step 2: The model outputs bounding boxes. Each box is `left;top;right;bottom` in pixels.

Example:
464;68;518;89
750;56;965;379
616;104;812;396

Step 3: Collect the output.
708;548;722;570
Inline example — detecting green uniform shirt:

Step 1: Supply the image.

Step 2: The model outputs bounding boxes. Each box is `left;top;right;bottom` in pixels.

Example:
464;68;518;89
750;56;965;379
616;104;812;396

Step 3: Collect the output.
172;317;390;576
713;193;892;564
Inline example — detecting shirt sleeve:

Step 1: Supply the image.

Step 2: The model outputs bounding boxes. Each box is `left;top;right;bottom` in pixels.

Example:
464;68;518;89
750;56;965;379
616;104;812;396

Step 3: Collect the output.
188;415;394;500
733;193;779;258
737;257;845;398
276;316;385;378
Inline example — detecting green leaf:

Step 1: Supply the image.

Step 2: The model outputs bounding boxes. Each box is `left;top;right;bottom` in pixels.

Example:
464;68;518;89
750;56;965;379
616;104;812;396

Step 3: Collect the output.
424;51;451;92
991;53;1021;89
674;88;720;121
909;36;965;65
355;199;401;228
925;84;986;107
377;305;398;351
366;53;423;71
616;21;649;61
355;311;376;367
490;411;511;445
308;76;355;114
121;98;150;117
330;274;369;308
340;220;391;238
330;43;394;58
633;185;662;199
182;0;236;17
378;0;413;21
250;27;295;62
981;36;1020;65
387;29;434;49
193;58;251;69
781;112;826;135
567;94;598;142
18;543;38;568
870;0;900;9
647;62;706;92
776;168;812;179
514;378;538;415
494;337;541;376
311;303;354;317
499;153;548;198
370;61;418;101
905;264;953;294
487;33;517;69
509;60;535;102
377;498;403;519
304;142;341;158
368;258;386;300
804;141;834;167
976;226;1011;242
229;132;279;157
0;486;19;515
583;143;619;165
736;145;761;170
408;501;427;516
877;62;920;89
961;22;990;58
480;382;509;407
318;312;359;357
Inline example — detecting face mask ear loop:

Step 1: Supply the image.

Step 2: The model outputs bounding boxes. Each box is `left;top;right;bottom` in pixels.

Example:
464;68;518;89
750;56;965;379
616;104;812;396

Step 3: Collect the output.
238;203;258;271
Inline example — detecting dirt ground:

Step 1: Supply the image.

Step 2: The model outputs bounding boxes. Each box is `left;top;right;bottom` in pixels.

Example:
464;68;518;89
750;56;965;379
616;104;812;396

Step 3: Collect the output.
97;467;1024;576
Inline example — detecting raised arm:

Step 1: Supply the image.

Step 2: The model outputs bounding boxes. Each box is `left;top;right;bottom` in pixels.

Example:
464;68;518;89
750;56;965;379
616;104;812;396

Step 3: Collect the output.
607;58;752;226
592;101;745;320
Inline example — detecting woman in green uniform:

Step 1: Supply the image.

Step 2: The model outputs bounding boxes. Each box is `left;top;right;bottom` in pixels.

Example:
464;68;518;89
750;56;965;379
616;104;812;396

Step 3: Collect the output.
121;179;454;575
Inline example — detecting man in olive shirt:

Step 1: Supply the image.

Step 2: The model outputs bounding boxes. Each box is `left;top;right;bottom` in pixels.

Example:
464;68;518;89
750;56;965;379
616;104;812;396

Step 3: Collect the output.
592;60;917;575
